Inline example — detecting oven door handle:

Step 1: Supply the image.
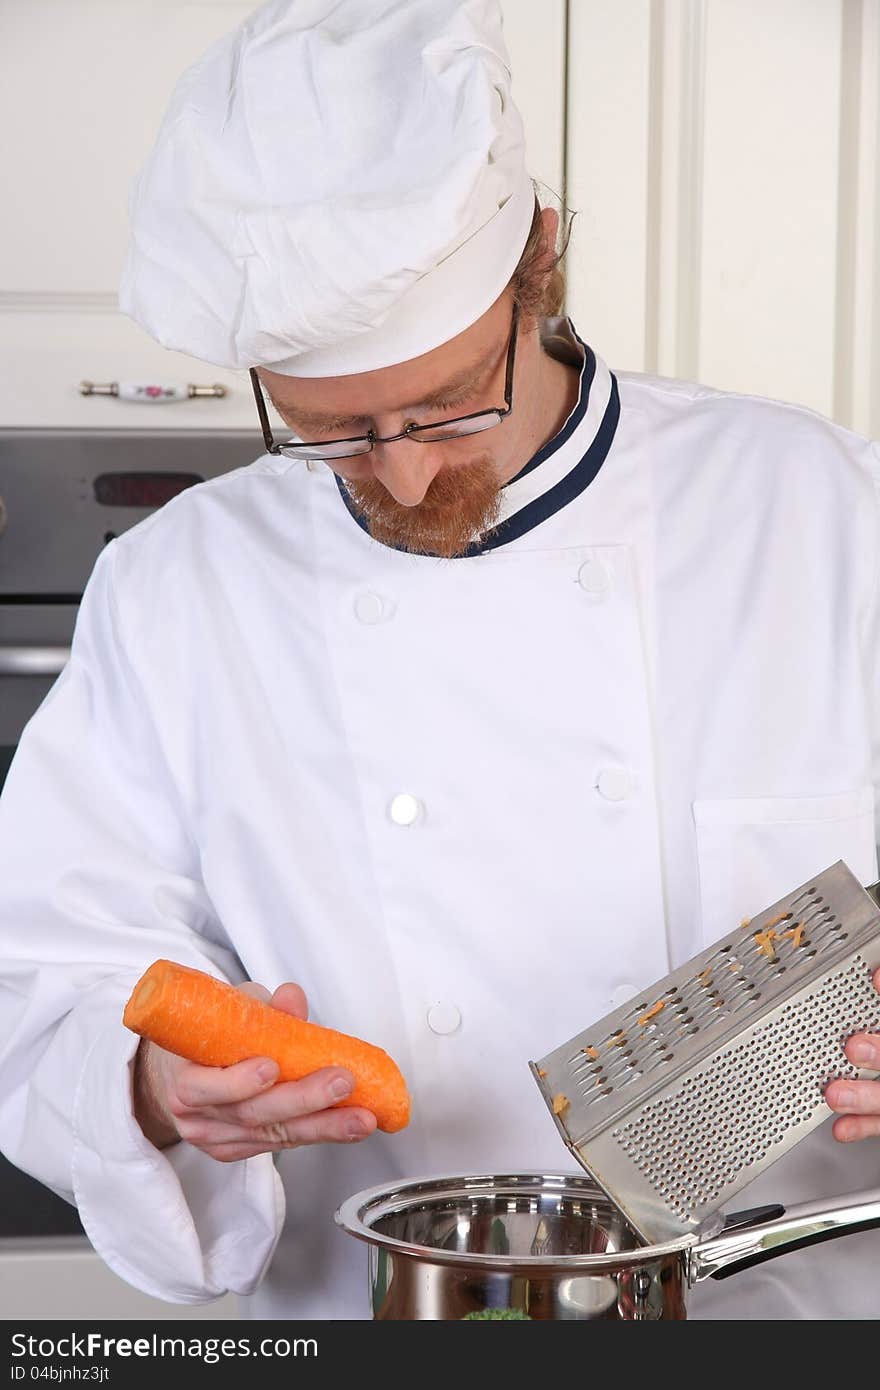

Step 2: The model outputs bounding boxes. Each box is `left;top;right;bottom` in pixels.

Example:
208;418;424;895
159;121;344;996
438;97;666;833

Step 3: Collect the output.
0;646;71;676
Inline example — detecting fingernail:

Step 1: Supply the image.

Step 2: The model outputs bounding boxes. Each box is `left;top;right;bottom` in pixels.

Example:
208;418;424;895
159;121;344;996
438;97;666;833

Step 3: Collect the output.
849;1042;879;1067
832;1085;856;1108
330;1076;353;1100
257;1062;278;1085
346;1119;367;1139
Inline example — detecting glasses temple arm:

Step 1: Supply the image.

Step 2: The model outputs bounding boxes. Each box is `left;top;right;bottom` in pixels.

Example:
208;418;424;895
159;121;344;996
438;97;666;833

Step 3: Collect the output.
249;368;278;453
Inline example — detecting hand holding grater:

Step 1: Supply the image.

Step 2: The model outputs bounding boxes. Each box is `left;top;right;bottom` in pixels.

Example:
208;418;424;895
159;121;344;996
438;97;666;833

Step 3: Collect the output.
530;860;880;1247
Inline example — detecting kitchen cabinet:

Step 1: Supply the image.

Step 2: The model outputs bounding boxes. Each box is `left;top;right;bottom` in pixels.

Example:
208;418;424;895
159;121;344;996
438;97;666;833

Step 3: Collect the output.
0;0;565;430
4;3;878;431
565;0;880;435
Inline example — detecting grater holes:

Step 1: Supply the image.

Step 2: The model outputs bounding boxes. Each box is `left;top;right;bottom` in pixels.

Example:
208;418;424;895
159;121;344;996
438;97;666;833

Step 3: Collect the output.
611;956;878;1220
579;929;867;1104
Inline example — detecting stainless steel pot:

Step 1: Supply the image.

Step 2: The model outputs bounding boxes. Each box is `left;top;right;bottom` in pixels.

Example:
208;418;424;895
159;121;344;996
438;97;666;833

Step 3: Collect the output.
335;1172;880;1320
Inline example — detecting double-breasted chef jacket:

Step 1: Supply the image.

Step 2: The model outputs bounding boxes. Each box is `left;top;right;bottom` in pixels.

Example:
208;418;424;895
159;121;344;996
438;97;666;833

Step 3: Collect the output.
1;319;878;1320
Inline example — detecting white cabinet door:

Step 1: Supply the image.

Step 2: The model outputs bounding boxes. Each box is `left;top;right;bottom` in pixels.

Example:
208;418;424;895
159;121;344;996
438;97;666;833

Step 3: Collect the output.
0;0;565;429
565;0;880;436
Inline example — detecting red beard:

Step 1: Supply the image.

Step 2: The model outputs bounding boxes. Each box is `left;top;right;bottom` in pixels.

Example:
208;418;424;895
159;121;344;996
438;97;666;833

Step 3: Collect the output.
345;455;502;558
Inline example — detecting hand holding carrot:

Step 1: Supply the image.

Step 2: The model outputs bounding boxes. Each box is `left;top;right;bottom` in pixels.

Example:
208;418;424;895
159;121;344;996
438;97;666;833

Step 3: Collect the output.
132;980;380;1162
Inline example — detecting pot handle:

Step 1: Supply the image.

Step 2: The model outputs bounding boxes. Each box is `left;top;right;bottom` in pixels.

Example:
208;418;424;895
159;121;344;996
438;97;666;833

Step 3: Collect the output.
690;1188;880;1283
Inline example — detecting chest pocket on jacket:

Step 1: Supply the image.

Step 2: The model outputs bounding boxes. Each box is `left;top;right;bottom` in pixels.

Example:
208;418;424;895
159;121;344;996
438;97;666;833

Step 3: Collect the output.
693;787;878;945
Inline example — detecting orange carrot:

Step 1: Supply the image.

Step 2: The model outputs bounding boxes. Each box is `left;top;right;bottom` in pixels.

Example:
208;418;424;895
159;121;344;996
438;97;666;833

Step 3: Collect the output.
123;959;410;1133
638;1000;665;1027
754;929;778;959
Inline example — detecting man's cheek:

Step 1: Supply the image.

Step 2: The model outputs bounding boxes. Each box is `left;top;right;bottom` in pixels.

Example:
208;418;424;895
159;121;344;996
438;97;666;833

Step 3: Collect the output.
330;461;372;484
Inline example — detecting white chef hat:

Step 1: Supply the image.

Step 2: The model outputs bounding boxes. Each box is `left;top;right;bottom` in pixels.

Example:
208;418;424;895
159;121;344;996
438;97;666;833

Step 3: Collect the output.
118;0;535;378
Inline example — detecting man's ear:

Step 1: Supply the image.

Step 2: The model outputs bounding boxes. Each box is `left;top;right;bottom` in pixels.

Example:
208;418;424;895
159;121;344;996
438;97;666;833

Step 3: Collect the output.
535;206;561;272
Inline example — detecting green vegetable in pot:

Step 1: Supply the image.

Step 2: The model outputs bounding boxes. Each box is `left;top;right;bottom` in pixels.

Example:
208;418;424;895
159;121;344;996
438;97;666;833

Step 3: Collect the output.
461;1307;531;1320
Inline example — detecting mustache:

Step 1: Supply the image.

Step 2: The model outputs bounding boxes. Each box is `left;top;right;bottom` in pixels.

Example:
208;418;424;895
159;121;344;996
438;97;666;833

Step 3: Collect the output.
345;455;502;559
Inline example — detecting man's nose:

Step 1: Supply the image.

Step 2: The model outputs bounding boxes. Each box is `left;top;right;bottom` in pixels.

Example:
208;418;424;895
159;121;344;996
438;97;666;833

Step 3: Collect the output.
371;438;444;506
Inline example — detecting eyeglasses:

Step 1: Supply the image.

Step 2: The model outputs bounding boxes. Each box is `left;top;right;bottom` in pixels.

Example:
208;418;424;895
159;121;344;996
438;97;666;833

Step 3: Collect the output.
249;303;519;462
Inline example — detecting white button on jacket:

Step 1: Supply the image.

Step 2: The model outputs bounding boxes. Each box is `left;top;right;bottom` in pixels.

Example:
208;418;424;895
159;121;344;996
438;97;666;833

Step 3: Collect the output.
597;768;636;802
354;592;387;625
609;984;638;1011
577;556;609;595
427;1003;462;1035
0;337;879;1322
389;794;422;826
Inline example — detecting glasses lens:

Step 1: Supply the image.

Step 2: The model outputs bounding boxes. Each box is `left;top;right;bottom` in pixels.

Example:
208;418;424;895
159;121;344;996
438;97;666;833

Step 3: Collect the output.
409;412;502;443
279;437;373;461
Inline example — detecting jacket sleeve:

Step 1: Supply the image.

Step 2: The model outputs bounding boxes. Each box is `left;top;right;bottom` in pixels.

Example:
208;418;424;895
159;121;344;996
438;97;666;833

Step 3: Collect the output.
0;541;284;1304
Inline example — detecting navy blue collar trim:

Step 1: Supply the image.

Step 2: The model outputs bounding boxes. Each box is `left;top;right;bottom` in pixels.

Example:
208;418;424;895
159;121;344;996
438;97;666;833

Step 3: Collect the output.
506;344;596;484
333;346;619;558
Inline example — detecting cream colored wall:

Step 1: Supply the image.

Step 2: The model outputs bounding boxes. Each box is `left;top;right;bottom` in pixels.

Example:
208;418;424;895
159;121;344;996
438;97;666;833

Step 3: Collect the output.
565;0;880;438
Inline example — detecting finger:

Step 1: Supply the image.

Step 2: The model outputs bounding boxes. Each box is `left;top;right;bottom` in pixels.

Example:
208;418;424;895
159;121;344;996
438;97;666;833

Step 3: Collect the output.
171;1055;281;1113
248;1105;378;1149
873;967;880;995
843;1033;880;1070
180;1104;378;1152
198;1068;356;1126
824;1078;880;1114
270;982;309;1019
832;1113;880;1143
237;981;272;1003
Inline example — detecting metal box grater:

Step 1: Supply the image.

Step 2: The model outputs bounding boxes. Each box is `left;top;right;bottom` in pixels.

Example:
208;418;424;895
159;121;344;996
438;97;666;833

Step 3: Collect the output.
530;861;880;1247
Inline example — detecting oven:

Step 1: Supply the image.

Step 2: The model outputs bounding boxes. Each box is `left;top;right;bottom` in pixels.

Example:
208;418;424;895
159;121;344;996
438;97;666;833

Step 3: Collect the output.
0;428;259;1263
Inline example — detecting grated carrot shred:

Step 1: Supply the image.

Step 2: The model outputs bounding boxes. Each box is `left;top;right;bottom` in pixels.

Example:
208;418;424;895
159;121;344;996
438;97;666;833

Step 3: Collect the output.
584;1046;599;1060
552;1093;570;1117
783;923;806;947
753;928;779;959
764;913;790;930
638;1000;665;1027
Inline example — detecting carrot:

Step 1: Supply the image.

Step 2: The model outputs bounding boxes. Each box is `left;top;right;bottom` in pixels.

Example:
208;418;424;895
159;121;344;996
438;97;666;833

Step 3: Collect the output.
754;929;779;960
123;959;410;1133
638;1000;665;1027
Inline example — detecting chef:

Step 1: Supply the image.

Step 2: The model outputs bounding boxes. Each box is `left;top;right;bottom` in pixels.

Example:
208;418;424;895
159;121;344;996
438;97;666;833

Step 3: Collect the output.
1;0;878;1321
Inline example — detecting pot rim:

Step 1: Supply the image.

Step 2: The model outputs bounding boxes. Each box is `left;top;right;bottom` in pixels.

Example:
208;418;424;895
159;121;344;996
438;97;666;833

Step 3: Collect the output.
334;1171;697;1273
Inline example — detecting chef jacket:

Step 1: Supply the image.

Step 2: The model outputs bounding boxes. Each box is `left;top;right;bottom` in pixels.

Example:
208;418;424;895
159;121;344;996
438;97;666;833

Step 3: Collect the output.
0;319;878;1321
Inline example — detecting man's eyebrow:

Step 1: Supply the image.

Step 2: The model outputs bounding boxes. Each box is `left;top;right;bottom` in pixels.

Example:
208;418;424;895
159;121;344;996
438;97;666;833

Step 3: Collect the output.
264;351;495;431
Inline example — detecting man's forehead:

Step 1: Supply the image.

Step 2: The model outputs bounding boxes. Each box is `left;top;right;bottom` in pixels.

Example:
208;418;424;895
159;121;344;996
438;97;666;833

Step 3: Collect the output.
257;292;509;425
260;353;492;427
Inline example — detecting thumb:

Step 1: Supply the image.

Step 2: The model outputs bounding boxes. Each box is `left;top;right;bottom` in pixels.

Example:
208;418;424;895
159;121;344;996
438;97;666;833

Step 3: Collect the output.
270;981;309;1020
